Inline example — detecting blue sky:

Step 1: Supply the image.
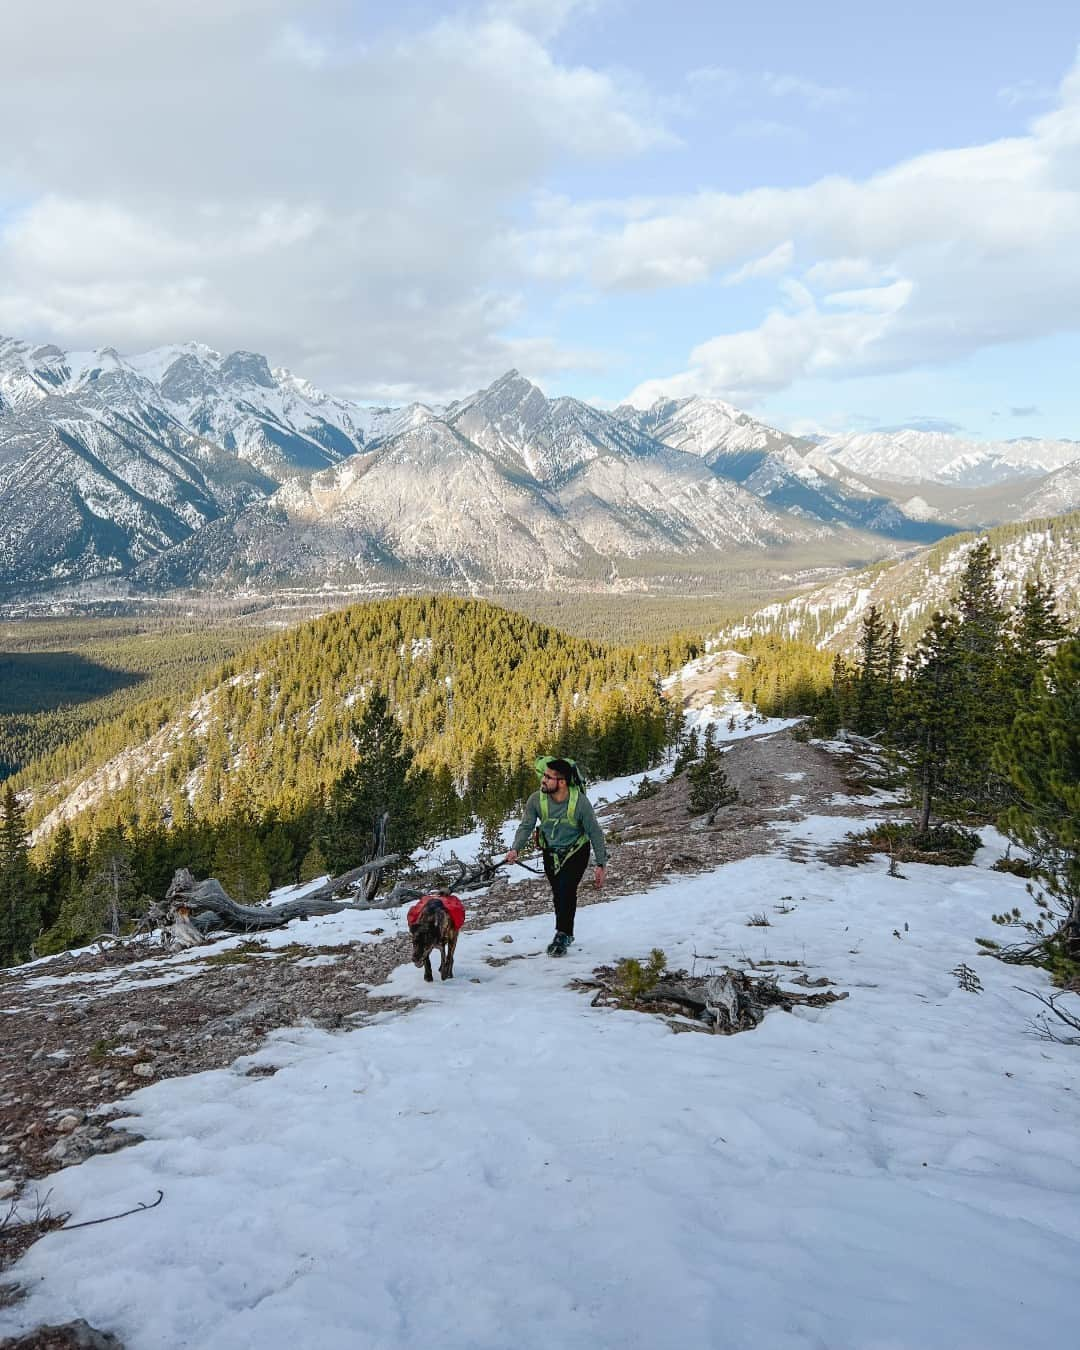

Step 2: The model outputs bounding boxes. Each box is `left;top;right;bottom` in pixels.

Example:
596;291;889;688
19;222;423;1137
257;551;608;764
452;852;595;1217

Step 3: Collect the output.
1;0;1078;439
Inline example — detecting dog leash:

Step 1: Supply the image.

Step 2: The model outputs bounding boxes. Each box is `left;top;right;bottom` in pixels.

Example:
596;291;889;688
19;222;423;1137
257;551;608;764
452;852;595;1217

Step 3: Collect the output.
497;851;547;876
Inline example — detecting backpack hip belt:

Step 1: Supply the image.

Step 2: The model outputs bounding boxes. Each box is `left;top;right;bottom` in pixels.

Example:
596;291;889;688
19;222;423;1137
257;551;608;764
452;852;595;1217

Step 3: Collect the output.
544;836;588;874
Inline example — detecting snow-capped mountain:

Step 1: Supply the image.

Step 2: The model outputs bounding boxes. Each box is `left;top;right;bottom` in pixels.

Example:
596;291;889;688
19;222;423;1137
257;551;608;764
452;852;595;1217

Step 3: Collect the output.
619;393;793;460
0;399;274;588
3;331;1076;599
1003;458;1080;521
618;396;952;541
809;428;1080;487
0;336;445;591
134;374;838;592
0;335;383;476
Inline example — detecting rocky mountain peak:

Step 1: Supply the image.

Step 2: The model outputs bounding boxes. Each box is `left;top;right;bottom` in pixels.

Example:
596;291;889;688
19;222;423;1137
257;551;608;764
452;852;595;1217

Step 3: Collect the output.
220;350;275;389
452;369;548;426
159;352;215;403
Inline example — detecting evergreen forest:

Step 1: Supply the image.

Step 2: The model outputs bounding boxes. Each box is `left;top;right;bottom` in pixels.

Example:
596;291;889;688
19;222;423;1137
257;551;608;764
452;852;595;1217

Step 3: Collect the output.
0;597;694;962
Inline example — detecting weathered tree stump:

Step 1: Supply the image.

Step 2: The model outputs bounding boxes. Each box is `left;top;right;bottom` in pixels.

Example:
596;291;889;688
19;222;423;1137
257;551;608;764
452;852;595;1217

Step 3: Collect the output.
574;964;848;1033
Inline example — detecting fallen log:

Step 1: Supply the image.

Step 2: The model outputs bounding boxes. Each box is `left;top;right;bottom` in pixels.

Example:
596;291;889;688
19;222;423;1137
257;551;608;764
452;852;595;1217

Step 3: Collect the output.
162;856;403;935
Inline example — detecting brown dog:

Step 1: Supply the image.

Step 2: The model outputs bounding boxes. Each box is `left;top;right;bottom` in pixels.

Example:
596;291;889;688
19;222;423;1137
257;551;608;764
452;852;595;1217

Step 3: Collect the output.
409;896;460;983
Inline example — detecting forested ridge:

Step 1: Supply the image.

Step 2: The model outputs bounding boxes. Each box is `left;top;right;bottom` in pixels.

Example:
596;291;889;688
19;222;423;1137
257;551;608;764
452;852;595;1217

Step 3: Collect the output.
727;510;1080;651
14;596;691;833
0;597;693;962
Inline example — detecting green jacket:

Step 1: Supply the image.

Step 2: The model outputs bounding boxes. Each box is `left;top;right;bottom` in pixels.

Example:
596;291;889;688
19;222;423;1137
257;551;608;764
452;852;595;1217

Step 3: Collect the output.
513;789;608;864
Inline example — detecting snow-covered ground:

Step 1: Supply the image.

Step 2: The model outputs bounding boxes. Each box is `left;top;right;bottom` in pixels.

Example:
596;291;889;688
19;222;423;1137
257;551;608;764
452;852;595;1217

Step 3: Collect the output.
1;785;1076;1348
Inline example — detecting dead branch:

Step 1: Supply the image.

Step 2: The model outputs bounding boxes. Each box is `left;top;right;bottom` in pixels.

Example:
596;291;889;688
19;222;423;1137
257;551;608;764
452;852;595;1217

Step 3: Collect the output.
146;832;513;948
1018;986;1080;1044
439;851;510;892
61;1189;164;1231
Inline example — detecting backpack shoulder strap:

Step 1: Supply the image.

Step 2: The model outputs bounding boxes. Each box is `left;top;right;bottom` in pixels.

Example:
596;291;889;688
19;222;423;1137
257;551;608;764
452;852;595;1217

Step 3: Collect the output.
538;786;582;833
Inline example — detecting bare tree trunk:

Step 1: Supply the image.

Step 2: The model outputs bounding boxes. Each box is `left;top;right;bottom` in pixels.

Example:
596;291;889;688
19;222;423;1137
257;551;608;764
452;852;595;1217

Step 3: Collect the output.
107;858;121;937
917;735;933;835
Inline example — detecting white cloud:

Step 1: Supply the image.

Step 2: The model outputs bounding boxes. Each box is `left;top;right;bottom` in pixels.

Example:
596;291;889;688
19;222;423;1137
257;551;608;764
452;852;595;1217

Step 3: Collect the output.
805;258;888;289
484;0;601;39
0;0;663;399
605;51;1080;401
761;73;853;108
723;241;795;285
686;66;854;110
628;291;904;407
998;79;1056;108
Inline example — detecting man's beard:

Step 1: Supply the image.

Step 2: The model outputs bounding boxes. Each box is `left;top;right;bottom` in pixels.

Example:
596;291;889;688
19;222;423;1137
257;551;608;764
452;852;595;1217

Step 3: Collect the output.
540;783;554;795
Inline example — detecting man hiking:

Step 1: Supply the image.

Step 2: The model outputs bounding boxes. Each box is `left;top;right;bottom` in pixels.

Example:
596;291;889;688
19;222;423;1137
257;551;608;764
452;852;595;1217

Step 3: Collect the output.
505;757;607;956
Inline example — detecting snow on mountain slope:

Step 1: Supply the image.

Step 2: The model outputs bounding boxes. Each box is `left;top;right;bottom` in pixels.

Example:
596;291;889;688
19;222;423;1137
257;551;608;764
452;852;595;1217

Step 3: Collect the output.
1005;457;1080;520
619;393;792;460
0;748;1075;1350
813;428;1080;487
0;336;371;478
0;400;274;587
619;396;953;541
724;511;1080;651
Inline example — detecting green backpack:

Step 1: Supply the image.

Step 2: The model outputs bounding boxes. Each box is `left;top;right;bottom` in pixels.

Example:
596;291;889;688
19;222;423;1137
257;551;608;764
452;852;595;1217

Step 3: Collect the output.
533;756;586;789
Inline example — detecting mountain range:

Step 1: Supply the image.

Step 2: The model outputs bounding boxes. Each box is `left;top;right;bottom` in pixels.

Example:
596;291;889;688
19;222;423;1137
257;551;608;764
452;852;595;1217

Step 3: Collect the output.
2;334;1077;599
807;428;1080;487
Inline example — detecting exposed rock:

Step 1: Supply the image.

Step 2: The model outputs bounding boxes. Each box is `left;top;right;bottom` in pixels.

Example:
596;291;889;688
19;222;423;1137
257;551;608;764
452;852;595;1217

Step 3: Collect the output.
0;1317;124;1348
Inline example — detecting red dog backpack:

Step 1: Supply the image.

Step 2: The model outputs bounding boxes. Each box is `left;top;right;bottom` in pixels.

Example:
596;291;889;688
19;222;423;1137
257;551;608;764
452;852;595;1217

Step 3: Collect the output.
407;893;466;931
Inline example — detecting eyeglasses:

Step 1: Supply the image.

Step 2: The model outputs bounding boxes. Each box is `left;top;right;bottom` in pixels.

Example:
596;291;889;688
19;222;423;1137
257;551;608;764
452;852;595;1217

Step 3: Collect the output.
542;773;563;784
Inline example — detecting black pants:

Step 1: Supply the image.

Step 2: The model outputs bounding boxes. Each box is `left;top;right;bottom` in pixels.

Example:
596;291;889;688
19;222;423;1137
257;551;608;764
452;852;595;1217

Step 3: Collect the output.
542;842;590;938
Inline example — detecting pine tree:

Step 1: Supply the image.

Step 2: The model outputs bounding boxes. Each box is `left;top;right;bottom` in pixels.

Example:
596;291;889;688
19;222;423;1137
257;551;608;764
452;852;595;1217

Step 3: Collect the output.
75;830;139;939
0;784;42;965
212;819;271;905
831;652;856;730
686;743;739;822
995;638;1080;968
952;540;1008;809
854;605;889;735
298;840;329;884
903;612;964;835
37;819;75;932
1003;579;1067;701
479;812;506;860
259;816;296;889
320;690;424;874
672;726;700;776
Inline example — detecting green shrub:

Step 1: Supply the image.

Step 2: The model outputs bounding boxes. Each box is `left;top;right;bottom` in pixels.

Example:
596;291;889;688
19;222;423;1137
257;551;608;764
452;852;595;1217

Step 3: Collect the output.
991;856;1035;878
850;821;981;867
614;948;668;1001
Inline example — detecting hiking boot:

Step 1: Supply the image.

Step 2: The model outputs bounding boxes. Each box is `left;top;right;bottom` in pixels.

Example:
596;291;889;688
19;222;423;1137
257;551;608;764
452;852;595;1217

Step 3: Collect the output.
547;932;573;957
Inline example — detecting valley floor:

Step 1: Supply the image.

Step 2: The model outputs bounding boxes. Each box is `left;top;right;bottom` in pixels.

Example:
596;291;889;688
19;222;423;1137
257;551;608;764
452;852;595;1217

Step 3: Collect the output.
0;722;1076;1349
